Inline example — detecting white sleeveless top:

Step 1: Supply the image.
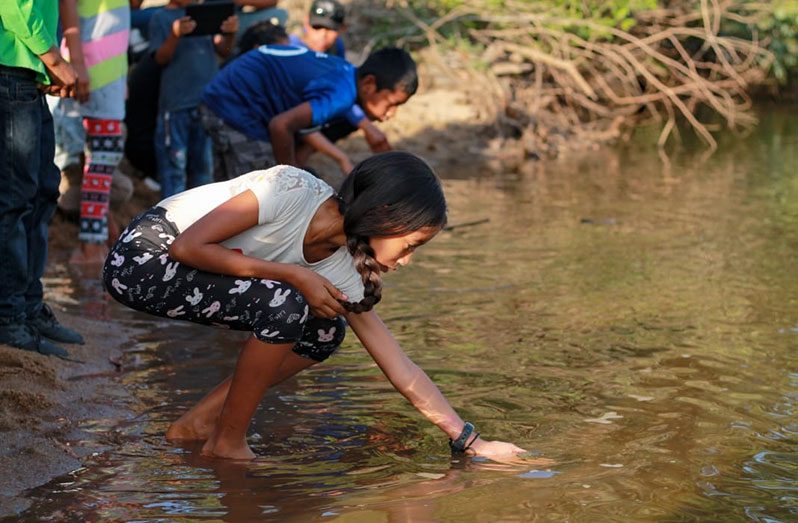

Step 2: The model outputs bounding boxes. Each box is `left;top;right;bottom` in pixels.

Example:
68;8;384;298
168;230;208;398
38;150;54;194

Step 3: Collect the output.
157;165;365;302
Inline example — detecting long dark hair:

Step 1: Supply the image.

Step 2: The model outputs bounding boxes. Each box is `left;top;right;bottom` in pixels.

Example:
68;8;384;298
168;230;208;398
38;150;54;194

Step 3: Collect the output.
337;152;447;313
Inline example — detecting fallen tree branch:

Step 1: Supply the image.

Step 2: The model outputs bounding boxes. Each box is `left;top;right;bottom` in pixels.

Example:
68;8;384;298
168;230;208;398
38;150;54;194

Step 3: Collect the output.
370;0;776;156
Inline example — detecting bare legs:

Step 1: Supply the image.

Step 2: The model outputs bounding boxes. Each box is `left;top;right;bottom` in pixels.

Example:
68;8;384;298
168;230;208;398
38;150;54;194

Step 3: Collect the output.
166;336;317;459
166;377;231;441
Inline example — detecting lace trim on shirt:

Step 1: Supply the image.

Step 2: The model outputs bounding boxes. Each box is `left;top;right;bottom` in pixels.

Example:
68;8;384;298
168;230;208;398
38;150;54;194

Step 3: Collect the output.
250;165;330;197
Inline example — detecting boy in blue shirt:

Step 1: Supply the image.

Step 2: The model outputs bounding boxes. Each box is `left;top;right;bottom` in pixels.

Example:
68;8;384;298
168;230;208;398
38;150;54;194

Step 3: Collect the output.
149;0;238;197
288;0;391;171
200;46;417;180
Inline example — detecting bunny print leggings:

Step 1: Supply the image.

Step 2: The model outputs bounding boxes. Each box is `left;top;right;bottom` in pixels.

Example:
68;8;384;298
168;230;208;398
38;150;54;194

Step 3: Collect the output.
102;207;346;361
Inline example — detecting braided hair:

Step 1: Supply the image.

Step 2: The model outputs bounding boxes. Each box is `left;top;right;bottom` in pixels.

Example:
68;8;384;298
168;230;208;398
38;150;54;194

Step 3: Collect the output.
337;152;447;313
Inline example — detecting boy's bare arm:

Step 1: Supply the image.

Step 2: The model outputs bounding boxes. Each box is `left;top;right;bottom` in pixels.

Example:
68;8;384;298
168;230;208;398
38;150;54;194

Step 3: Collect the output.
59;0;90;102
268;103;313;166
301;132;353;174
38;47;77;97
359;119;391;152
154;16;196;66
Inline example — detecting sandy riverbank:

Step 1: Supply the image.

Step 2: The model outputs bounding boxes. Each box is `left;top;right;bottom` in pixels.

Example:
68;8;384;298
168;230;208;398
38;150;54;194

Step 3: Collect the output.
0;311;141;517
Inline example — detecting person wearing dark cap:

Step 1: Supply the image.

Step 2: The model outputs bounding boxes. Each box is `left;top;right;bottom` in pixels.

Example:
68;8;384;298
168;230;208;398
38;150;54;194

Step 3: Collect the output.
289;0;346;58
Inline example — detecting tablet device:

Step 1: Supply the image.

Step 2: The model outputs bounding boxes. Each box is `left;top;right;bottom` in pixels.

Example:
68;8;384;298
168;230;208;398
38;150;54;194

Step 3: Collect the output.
185;1;235;36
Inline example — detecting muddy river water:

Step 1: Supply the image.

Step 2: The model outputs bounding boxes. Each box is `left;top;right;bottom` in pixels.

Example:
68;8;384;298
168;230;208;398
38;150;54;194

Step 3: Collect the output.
14;107;798;521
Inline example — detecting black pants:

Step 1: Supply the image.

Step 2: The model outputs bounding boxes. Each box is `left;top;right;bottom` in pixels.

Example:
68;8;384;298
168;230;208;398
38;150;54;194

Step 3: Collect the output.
103;207;346;361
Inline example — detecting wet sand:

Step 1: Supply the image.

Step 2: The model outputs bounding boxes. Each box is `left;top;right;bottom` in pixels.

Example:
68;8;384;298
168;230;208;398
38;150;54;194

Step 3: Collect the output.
0;310;138;517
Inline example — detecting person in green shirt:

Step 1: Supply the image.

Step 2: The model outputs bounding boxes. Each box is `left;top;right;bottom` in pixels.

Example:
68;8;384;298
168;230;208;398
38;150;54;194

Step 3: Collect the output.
0;0;85;357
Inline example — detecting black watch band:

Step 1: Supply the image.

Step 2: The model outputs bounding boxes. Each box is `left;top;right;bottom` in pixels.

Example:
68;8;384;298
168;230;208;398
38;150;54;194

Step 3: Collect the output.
449;422;475;453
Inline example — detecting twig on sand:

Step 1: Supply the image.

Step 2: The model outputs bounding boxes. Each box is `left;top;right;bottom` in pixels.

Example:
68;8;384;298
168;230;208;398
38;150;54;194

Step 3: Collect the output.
443;218;490;232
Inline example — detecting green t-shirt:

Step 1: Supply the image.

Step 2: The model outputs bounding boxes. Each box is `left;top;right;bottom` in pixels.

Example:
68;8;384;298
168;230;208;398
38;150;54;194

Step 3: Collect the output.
0;0;58;84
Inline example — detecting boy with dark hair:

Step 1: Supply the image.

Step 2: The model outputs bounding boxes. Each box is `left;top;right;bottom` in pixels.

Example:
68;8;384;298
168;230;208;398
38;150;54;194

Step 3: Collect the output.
231;21;356;174
289;0;395;171
235;20;288;57
201;46;417;180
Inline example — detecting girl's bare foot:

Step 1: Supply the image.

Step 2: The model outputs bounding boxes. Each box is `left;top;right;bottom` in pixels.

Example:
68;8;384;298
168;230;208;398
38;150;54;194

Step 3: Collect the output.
201;435;256;460
165;417;215;441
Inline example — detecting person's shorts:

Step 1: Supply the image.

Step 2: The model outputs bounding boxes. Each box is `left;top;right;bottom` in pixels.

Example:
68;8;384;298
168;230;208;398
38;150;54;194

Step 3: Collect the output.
320;117;358;143
199;104;275;181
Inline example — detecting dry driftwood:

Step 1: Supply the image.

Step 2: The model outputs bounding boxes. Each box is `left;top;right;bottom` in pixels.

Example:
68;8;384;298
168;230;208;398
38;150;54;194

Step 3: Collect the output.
385;0;775;155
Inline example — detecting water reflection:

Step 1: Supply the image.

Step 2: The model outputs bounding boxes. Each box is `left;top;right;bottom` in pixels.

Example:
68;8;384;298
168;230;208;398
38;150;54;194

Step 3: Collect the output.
13;106;798;521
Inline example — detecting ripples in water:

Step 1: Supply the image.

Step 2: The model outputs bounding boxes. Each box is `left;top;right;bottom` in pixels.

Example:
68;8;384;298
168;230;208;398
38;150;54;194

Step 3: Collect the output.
12;107;798;522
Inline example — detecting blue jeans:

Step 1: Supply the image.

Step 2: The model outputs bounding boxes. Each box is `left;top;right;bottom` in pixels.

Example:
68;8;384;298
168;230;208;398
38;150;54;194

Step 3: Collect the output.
48;96;86;170
155;107;213;197
0;66;60;324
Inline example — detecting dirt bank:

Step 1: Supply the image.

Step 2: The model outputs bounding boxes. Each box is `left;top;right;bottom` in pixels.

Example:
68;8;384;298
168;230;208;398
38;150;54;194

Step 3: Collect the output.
0;310;143;517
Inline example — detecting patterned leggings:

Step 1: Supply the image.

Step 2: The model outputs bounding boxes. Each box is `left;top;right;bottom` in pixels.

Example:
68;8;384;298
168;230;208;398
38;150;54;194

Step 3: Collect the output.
102;207;346;361
80;118;123;244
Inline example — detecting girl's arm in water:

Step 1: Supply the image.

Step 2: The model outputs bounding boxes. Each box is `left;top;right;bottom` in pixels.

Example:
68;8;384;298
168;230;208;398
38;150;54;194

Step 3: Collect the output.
169;190;346;318
346;309;527;460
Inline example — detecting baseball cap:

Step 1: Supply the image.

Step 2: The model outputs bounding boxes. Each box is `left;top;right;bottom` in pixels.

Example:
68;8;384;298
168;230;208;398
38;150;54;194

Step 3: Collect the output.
308;0;345;30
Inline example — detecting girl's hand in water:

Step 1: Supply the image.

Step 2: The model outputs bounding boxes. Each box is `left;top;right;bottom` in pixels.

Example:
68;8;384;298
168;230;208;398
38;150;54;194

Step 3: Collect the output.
291;267;347;318
467;439;555;467
467;438;527;461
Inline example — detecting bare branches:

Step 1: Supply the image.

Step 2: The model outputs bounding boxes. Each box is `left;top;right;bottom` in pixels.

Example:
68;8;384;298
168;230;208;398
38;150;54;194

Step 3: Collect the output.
383;0;775;155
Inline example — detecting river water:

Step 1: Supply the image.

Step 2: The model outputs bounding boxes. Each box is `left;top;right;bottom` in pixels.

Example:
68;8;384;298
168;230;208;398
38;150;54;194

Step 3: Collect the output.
13;107;798;521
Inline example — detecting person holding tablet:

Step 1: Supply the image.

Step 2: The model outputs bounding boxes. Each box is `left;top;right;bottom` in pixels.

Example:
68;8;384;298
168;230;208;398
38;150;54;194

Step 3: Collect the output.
149;0;238;197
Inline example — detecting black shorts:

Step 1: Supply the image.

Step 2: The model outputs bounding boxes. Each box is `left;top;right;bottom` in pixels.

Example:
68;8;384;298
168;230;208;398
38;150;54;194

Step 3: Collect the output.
320;117;358;143
103;207;346;361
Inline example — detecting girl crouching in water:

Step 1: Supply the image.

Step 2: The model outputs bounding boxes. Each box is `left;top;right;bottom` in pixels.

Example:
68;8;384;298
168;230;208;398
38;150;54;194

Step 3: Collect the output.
103;152;525;460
